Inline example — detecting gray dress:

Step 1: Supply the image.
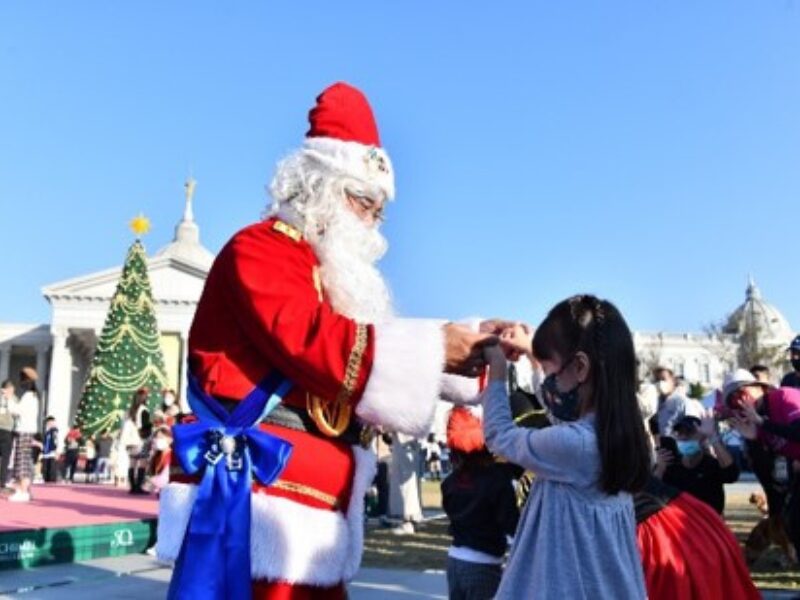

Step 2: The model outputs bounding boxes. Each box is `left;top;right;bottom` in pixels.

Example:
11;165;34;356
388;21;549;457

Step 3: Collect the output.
482;381;646;599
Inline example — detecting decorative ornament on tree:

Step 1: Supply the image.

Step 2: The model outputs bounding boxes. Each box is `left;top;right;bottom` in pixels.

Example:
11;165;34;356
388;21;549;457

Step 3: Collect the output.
74;215;169;437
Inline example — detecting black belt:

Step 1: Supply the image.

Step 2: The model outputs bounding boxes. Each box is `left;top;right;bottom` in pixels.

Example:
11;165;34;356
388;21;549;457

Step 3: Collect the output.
216;398;372;447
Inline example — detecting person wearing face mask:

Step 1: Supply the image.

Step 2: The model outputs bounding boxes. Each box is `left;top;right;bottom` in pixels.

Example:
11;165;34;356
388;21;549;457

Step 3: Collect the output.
484;295;650;599
725;368;800;561
780;335;800;389
147;426;173;494
653;402;739;515
651;367;688;440
160;388;180;426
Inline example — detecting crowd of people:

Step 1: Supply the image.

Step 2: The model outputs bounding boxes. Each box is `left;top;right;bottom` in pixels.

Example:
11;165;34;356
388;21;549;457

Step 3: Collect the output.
0;378;178;501
421;307;797;599
355;310;800;599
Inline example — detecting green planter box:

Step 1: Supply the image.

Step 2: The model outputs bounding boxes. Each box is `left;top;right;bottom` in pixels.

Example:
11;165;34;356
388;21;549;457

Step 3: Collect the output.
0;519;157;570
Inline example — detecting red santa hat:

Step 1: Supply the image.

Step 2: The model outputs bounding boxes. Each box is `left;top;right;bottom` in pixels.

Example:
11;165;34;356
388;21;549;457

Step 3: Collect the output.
303;82;395;200
446;407;486;454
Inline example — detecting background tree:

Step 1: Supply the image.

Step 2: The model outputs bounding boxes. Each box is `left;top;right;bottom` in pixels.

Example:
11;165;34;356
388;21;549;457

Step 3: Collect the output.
74;215;168;437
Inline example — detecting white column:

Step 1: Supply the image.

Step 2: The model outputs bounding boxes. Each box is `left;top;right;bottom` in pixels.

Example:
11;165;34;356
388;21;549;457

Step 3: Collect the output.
179;331;189;413
35;345;50;424
47;328;73;431
0;344;10;383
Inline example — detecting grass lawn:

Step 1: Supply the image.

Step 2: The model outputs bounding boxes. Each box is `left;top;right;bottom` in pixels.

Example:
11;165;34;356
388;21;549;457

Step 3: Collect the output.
362;480;800;592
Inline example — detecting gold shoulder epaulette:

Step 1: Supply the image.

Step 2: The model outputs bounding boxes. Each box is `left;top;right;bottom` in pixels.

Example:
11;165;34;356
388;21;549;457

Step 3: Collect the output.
272;220;302;242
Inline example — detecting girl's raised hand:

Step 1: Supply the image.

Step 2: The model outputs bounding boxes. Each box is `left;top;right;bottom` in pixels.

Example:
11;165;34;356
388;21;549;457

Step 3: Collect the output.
499;323;533;360
483;344;508;381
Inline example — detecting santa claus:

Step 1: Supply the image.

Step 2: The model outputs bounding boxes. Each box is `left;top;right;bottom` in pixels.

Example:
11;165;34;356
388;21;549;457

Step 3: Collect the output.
157;82;507;599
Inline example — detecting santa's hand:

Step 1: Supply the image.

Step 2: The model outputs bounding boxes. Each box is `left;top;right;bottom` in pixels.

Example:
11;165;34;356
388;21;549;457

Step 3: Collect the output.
443;323;498;377
479;318;518;335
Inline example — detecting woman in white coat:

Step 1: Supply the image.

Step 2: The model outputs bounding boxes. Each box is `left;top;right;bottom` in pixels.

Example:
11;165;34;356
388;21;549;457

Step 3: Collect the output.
9;367;40;502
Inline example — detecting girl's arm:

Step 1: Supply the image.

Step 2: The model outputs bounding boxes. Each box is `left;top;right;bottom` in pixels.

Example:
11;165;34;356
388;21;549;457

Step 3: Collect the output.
481;347;583;482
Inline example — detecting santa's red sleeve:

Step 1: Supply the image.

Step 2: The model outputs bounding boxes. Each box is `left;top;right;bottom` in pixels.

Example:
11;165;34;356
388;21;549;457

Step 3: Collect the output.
221;223;445;436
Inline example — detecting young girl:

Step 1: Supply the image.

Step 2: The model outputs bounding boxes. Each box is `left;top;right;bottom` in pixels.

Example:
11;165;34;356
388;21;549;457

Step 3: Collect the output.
483;295;650;598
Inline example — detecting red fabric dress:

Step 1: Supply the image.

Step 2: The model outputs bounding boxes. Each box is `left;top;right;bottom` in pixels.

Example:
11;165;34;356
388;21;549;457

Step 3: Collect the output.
636;480;759;600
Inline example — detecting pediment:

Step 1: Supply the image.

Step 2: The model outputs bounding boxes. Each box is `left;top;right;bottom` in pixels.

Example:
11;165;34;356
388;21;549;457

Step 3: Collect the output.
42;255;212;305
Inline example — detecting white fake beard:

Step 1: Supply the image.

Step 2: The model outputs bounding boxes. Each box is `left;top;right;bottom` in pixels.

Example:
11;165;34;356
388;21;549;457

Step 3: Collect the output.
312;206;393;324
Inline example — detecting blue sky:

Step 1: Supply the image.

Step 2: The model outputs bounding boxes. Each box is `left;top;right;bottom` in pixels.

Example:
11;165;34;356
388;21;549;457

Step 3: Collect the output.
1;2;798;333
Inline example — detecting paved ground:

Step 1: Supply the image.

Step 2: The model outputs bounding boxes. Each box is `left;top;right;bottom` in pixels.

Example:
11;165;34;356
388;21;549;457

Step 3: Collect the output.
0;555;449;599
2;475;797;599
2;553;798;599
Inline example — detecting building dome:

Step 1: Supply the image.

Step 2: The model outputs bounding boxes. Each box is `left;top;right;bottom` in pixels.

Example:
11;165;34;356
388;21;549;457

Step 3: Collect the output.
724;278;794;346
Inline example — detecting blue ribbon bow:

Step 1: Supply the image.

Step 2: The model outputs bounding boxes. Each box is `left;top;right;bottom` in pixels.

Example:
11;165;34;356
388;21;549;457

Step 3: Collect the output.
167;371;294;600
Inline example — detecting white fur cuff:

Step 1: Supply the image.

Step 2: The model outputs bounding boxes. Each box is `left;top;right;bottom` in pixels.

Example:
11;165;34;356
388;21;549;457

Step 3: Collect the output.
357;318;445;437
440;374;482;405
156;449;377;586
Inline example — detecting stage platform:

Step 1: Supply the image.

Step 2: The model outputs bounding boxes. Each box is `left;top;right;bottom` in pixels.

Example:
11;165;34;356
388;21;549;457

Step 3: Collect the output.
0;484;158;571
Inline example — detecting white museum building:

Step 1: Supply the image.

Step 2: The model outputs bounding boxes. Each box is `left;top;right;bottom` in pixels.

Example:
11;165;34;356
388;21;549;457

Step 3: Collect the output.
0;186;795;431
0;186;213;433
634;279;795;388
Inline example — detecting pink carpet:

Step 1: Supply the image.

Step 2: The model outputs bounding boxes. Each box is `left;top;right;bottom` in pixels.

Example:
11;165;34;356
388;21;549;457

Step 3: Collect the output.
0;484;158;532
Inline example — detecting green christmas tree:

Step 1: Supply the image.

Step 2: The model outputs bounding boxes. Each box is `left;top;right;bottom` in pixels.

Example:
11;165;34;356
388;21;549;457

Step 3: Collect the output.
75;215;169;437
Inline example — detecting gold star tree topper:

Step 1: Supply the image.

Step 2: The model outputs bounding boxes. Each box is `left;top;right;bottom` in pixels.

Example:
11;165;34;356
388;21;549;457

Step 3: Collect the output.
129;214;151;237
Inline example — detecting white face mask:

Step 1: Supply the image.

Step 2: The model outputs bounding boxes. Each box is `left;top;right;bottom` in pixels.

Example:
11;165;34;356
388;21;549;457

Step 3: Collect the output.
154;438;170;451
657;380;672;396
163;394;175;407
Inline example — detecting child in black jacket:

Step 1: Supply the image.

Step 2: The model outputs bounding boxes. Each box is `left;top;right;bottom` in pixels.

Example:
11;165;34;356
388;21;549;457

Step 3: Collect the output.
441;407;519;600
42;417;59;483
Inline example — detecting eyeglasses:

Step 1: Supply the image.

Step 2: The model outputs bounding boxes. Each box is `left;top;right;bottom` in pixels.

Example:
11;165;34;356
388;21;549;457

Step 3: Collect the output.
346;192;385;223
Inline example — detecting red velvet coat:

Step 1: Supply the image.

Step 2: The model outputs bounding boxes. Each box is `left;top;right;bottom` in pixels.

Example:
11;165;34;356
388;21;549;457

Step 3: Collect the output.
160;217;453;595
179;217;380;511
189;217;375;411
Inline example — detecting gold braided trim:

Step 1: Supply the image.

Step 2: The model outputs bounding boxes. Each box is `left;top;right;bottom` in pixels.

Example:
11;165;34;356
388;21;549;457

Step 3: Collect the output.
272;220;302;242
271;479;339;509
168;468;339;509
312;266;323;302
338;323;369;404
306;323;368;437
